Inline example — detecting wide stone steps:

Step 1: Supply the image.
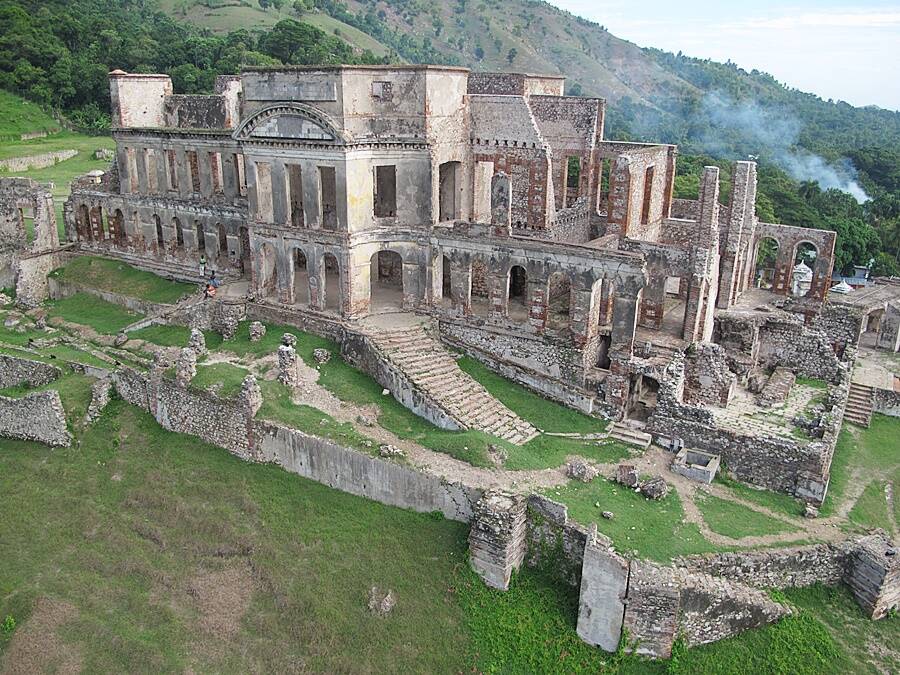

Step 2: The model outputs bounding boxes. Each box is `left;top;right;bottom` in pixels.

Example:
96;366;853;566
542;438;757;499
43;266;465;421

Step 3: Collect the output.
607;422;653;449
845;383;874;428
368;325;539;445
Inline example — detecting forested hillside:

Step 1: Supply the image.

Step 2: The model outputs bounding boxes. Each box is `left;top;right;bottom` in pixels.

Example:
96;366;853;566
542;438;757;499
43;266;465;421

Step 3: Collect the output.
0;0;898;275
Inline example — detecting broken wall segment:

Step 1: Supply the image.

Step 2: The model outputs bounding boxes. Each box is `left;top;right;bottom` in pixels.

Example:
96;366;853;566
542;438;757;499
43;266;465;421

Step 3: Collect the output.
468;490;528;590
576;530;629;651
0;389;71;447
0;354;61;389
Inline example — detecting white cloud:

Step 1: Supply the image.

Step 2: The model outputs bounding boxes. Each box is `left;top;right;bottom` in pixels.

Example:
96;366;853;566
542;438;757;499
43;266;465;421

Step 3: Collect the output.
728;10;900;30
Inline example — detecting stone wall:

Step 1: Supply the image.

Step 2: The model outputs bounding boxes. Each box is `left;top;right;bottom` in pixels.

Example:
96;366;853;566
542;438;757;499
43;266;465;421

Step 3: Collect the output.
0;389;71;447
254;421;480;522
873;388;900;418
0;149;78;172
675;543;851;589
0;354;61;389
341;329;462;430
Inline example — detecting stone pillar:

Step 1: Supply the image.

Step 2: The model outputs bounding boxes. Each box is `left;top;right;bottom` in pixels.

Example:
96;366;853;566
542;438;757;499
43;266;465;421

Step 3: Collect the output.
846;534;900;620
450;263;472;316
198;149;214;198
278;333;301;388
135;147;150;195
638;274;666;330
271;160;289;226
488;270;507;319
527;280;547;332
222;152;239;200
239;374;262;418
468;491;527;591
116;145;131;196
175;147;191;199
571;285;595;347
598;279;614;326
576;527;629;652
610;286;640;358
490;171;512;236
188;328;207;356
249;321;266;342
175;347;197;389
717;161;755;309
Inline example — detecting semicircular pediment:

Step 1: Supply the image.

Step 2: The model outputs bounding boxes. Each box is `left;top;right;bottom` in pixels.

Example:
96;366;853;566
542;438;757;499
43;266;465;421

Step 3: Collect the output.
233;104;348;144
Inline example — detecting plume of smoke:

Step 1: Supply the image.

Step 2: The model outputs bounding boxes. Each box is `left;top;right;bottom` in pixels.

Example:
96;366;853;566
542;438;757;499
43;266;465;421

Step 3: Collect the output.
700;92;870;203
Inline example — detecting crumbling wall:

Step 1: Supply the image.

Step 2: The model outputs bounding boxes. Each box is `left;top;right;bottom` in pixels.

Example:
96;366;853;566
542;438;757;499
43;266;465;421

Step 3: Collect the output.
165;95;230;129
0;178;59;300
873;389;900;417
524;494;590;586
682;343;735;407
675;543;851;589
0;354;61;389
0;389;71;447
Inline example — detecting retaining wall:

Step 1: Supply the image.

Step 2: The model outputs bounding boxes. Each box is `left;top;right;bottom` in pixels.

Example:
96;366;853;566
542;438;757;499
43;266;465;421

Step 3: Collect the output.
48;275;174;317
873;388;900;418
0;149;77;172
0;354;61;389
0;389;71;447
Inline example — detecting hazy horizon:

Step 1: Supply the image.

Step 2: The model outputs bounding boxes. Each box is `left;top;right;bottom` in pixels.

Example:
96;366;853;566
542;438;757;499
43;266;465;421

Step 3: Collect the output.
548;0;900;111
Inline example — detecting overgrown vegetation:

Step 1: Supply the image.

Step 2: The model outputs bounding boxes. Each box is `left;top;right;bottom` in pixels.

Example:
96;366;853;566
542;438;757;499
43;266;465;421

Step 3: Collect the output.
695;492;799;539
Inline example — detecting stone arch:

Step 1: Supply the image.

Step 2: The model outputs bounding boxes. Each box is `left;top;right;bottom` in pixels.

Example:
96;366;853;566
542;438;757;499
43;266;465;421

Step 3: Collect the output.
293;247;310;306
323;252;341;313
370;249;404;312
546;271;572;331
752;236;780;290
792;241;818;297
233;103;349;144
508;264;528;321
257;242;279;299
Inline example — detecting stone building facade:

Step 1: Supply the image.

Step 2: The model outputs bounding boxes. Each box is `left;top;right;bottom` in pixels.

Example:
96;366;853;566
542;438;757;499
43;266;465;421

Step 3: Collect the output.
65;65;854;501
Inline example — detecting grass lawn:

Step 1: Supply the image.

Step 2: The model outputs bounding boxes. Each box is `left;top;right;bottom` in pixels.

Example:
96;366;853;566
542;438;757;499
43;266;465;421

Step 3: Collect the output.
51;256;194;305
1;392;896;672
695;493;800;539
715;472;806;519
823;415;900;517
47;292;142;334
256;380;376;454
0;90;60;140
191;362;248;399
546;477;715;562
847;480;895;536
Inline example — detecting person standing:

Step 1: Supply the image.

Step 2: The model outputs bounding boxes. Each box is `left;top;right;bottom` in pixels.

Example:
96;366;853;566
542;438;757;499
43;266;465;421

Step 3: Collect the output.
199;254;207;277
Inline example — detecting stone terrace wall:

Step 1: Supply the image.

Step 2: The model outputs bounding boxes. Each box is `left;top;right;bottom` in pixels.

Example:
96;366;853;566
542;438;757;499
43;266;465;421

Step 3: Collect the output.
0;354;61;389
0;149;78;172
111;366;254;457
675;543;851;589
49;276;174;317
254;421;480;522
0;389;71;447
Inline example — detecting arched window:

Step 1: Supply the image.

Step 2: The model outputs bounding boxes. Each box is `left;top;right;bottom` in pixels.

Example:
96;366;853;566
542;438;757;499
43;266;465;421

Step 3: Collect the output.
370;250;404;312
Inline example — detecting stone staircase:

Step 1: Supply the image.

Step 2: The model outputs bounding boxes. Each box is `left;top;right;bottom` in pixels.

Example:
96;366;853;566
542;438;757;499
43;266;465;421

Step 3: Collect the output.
607;421;653;449
366;324;539;445
845;382;874;428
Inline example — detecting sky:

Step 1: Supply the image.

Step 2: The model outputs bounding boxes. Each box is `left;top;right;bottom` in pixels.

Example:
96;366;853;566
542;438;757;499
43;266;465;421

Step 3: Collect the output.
547;1;900;111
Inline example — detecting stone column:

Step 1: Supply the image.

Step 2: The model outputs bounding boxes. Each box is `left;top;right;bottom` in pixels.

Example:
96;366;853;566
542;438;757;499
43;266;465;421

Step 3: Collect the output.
175;348;197;389
468;491;527;591
278;334;301;388
155;146;169;196
198;149;214;198
610;285;640;358
269;160;287;225
135;147;150;195
450;263;472;317
116;145;131;196
175;147;191;199
527;280;547;332
571;285;595;347
222;152;239;200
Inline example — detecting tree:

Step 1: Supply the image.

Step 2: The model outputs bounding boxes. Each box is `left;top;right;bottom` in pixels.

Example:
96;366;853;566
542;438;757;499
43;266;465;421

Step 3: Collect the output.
506;47;517;65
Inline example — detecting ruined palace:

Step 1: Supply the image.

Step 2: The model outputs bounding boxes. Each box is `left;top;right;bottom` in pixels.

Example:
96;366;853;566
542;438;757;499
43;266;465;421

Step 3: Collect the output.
66;65;879;506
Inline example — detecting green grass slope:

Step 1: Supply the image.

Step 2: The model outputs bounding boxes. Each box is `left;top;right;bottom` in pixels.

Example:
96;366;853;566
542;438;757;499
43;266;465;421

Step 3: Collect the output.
0;90;61;141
